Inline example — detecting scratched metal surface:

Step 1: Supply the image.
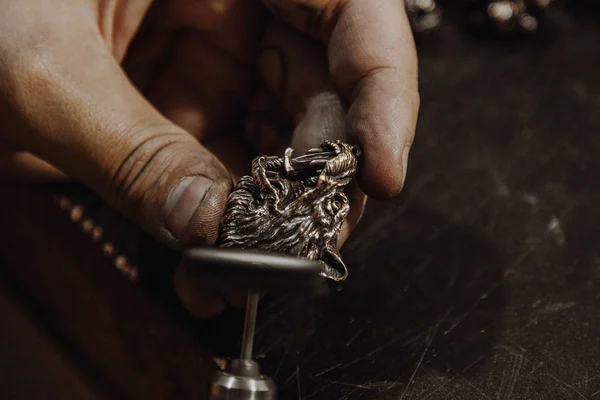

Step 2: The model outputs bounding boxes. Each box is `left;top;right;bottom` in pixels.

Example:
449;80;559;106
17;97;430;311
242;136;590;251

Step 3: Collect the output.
218;6;600;400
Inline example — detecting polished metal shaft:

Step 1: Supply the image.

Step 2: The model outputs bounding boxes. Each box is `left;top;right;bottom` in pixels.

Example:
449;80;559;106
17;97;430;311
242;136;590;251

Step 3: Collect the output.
240;292;260;361
207;291;277;398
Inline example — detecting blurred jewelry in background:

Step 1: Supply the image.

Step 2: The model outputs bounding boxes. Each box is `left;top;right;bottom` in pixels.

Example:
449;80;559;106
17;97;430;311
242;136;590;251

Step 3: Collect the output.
405;0;564;37
464;0;556;34
405;0;443;33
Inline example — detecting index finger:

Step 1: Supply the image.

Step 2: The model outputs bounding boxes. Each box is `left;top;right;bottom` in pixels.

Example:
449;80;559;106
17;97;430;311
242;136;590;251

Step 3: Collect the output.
262;0;420;198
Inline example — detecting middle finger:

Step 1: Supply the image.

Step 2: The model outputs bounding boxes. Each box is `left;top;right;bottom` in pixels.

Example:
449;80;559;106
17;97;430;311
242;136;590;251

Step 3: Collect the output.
251;22;367;245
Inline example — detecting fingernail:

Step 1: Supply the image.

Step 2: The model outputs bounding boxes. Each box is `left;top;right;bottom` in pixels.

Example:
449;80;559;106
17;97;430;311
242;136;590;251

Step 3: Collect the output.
165;176;213;240
401;146;411;186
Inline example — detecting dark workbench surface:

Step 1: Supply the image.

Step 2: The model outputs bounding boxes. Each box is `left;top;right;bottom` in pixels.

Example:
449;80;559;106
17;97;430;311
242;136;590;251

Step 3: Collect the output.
1;3;599;400
228;5;600;399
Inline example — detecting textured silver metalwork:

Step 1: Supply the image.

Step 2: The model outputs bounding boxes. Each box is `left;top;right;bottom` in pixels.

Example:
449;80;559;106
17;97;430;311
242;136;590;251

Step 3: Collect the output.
218;140;360;282
405;0;443;33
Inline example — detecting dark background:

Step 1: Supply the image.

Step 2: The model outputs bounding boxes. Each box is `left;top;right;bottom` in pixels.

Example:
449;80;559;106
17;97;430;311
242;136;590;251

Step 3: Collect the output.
1;2;600;399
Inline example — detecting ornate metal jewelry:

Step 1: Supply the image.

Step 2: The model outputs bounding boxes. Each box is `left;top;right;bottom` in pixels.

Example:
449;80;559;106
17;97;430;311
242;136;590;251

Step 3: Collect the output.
466;0;555;33
218;140;360;282
405;0;443;34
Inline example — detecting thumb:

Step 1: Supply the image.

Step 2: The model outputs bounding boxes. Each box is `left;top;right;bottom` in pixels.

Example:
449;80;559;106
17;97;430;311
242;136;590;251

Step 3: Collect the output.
0;21;231;249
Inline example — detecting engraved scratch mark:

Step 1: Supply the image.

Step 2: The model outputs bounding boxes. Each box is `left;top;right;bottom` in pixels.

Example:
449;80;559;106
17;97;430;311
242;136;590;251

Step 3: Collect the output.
314;363;342;377
332;329;423;374
591;388;600;398
420;375;457;400
422;355;493;400
508;318;540;338
304;387;324;399
540;301;576;314
414;254;433;273
399;312;447;400
287;351;319;383
287;366;299;383
254;307;287;335
441;280;499;338
447;260;461;288
304;377;370;400
443;310;470;336
547;373;587;399
303;382;329;399
273;352;287;378
312;331;426;399
308;372;402;398
525;361;543;378
312;378;372;390
346;326;365;347
344;202;411;254
495;344;524;400
372;381;401;396
461;354;485;374
339;387;363;400
450;369;491;400
296;364;302;400
581;369;589;393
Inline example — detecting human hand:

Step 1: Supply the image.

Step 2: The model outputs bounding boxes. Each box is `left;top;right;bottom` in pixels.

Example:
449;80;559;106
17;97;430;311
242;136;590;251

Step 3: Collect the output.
0;0;419;317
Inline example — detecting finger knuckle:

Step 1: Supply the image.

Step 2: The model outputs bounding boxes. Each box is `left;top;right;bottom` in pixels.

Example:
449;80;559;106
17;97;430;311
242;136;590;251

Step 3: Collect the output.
109;129;184;207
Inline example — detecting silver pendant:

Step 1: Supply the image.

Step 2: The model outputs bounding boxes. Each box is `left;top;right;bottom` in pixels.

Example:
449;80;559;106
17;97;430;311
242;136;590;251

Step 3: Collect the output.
218;140;360;282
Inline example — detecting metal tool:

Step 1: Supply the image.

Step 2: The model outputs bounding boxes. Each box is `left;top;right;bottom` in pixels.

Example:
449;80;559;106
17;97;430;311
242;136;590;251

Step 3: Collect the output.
180;141;357;398
180;247;327;400
207;291;274;400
